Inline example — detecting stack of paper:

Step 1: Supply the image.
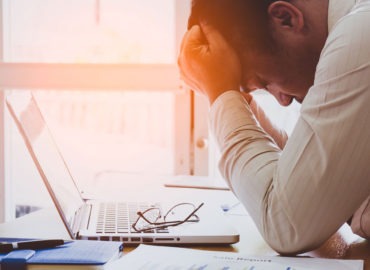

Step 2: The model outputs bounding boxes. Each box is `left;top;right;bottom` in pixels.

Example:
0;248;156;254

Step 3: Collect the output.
106;245;363;270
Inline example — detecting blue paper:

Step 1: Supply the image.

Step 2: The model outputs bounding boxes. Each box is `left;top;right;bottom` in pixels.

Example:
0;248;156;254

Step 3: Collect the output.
0;238;123;266
1;250;36;270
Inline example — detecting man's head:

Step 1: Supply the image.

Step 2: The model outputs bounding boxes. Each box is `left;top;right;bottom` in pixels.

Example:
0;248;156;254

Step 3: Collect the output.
189;0;279;54
188;0;329;106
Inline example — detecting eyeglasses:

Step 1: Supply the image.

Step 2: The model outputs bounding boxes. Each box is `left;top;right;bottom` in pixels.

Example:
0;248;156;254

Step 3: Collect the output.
132;202;204;233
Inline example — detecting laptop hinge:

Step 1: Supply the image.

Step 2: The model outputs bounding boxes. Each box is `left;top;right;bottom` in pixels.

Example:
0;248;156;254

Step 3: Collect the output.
72;204;92;235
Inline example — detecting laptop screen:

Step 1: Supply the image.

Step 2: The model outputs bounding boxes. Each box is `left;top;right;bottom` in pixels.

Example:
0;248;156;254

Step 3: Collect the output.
6;91;84;237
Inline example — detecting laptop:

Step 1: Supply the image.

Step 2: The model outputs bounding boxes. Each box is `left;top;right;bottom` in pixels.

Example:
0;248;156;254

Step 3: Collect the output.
6;91;240;245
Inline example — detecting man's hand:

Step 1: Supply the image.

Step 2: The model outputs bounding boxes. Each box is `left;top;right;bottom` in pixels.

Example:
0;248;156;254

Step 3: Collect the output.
178;23;242;105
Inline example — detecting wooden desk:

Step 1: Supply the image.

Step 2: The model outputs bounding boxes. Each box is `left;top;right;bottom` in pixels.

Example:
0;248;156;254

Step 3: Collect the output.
0;186;369;269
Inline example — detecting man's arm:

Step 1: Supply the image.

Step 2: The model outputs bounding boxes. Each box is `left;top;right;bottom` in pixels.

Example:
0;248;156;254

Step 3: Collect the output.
211;10;370;254
179;9;370;255
248;95;288;150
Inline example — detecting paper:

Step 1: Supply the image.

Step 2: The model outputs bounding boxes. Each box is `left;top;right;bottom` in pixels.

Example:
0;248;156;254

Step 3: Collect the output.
106;245;363;270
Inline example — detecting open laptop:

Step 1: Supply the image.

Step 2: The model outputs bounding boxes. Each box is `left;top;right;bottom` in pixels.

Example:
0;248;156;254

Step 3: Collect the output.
6;91;239;245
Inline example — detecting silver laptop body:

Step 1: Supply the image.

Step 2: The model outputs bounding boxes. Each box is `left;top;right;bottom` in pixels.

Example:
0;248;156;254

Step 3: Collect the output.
6;91;239;245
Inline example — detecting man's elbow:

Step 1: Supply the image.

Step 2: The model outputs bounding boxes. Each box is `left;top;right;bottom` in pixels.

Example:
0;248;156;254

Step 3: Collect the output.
261;222;327;256
266;237;321;256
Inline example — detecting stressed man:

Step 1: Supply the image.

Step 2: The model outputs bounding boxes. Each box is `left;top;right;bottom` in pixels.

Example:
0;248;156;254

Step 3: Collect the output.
178;0;370;254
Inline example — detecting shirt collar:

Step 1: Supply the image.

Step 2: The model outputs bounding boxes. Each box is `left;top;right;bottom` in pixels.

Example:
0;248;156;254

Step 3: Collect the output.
328;0;357;32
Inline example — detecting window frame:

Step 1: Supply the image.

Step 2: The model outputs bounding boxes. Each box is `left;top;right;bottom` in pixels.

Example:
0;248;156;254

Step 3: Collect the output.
0;0;199;222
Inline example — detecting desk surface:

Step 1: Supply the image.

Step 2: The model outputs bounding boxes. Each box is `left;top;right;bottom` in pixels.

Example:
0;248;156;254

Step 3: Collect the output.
1;181;369;269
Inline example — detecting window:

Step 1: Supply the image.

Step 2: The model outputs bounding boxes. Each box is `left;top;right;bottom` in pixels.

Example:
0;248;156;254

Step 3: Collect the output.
6;0;177;64
0;0;193;221
0;0;300;222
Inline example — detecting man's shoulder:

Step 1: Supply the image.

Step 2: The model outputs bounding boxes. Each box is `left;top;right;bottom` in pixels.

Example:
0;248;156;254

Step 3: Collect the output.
337;0;370;26
313;0;370;95
323;1;370;61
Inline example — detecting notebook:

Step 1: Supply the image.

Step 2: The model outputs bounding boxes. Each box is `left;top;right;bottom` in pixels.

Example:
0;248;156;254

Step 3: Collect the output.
0;237;123;270
6;91;239;245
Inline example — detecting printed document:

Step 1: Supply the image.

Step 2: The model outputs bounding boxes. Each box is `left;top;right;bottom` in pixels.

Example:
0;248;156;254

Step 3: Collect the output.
106;244;363;270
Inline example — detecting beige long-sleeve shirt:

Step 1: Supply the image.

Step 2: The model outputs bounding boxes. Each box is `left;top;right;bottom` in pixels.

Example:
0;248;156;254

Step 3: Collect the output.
209;0;370;254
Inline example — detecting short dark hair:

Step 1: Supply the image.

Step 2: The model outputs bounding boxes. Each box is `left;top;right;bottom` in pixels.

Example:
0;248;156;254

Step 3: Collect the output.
188;0;280;54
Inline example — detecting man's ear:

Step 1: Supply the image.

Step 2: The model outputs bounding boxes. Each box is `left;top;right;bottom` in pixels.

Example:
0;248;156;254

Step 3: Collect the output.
268;1;305;33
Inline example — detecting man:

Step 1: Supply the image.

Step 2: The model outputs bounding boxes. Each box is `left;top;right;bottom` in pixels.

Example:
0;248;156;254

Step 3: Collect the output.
178;0;370;255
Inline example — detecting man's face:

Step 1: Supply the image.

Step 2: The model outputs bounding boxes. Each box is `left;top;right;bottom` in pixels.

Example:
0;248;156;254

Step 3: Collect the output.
241;48;318;106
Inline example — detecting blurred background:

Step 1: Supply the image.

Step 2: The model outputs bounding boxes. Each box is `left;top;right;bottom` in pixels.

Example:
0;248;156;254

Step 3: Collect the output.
0;0;299;220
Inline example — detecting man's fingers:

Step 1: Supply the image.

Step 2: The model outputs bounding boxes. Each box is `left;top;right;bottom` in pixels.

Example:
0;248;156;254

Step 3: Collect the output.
179;28;191;55
200;22;229;51
184;25;206;50
178;25;206;74
178;26;199;65
180;70;200;92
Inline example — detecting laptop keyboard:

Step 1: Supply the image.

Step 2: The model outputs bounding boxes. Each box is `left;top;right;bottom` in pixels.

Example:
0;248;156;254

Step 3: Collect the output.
96;202;169;234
